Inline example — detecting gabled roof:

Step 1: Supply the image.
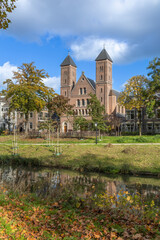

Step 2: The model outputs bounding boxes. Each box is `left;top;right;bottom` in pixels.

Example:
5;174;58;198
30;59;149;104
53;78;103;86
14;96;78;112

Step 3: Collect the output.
60;55;77;67
110;89;120;100
95;48;113;62
87;78;96;90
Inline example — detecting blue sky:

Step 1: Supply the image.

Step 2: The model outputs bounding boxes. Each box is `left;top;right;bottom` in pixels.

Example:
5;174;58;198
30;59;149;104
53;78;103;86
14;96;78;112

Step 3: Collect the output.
0;0;160;94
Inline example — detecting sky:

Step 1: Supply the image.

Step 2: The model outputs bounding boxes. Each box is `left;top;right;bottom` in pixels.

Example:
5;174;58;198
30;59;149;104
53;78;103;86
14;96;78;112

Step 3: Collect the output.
0;0;160;94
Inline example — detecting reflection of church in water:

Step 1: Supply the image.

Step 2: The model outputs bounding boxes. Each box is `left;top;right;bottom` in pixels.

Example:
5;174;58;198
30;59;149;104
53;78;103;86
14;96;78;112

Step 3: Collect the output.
0;167;160;205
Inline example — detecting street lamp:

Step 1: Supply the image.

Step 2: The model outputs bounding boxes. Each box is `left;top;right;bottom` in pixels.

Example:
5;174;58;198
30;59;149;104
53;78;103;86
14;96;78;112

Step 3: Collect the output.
95;122;98;144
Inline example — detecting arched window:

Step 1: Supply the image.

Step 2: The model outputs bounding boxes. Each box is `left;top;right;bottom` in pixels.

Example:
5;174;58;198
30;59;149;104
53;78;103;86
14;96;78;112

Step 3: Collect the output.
77;99;80;107
100;75;103;80
84;88;86;94
82;109;84;115
82;99;85;106
101;88;103;93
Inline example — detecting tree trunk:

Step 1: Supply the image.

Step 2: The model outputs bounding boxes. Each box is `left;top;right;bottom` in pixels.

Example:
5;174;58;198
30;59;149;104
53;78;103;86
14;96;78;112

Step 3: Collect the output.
138;110;142;136
25;113;29;135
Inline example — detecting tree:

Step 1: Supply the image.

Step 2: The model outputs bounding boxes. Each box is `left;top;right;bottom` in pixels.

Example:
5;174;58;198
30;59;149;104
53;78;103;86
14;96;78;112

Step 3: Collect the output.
3;62;55;134
118;75;149;136
0;0;16;29
47;95;74;132
146;57;160;116
73;116;88;138
87;93;106;131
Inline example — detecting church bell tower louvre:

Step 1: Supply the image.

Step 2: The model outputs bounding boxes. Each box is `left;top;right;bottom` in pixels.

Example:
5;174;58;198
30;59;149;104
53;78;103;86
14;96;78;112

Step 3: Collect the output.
95;48;113;115
60;53;77;98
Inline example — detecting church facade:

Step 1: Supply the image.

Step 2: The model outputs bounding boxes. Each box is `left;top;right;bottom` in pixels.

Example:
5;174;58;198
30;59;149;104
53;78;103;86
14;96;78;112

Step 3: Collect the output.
60;48;125;132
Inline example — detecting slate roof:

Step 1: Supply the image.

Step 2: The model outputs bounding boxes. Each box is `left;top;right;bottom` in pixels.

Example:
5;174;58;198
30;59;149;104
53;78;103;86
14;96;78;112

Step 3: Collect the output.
87;78;96;90
60;55;77;67
95;48;113;62
110;89;120;100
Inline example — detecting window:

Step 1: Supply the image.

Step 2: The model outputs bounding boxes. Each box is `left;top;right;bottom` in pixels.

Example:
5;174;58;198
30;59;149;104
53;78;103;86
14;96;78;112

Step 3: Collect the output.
77;99;80;107
101;88;103;93
87;99;90;105
100;75;103;80
155;123;160;133
101;97;103;102
30;112;33;118
100;66;103;72
82;99;85;106
39;112;43;120
84;88;86;94
156;109;160;119
29;122;33;129
20;113;23;118
126;123;135;132
45;113;48;118
64;79;66;84
86;109;88;115
147;123;153;133
82;109;84;115
65;91;67;96
126;110;135;120
80;88;83;95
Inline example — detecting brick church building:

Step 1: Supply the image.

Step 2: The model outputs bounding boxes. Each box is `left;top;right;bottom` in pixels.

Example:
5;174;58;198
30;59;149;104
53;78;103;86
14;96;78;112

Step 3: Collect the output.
60;48;125;132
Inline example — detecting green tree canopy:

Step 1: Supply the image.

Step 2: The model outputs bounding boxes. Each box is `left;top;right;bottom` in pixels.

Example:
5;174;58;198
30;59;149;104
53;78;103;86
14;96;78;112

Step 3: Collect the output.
87;93;106;131
3;62;55;133
0;0;16;29
146;57;160;115
118;75;149;135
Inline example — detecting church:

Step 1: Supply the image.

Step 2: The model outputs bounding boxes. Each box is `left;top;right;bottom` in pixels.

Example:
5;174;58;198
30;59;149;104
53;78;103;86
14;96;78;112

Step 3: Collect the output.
60;48;125;132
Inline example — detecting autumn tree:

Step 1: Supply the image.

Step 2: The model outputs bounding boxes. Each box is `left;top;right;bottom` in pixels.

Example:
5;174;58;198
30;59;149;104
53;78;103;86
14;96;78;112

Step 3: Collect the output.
87;93;106;131
3;62;55;134
0;0;16;29
47;95;74;130
118;75;149;136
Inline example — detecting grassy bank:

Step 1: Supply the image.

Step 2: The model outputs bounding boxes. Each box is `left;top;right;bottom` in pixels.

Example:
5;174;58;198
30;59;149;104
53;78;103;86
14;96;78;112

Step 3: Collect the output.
0;144;160;176
0;184;159;239
0;134;160;144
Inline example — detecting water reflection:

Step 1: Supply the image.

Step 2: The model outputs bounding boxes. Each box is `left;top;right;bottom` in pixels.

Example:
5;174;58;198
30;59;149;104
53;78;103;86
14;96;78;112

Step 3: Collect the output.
0;166;160;205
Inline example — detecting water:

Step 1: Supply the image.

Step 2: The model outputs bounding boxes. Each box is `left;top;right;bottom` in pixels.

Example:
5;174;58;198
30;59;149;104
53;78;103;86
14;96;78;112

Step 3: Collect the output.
0;166;160;205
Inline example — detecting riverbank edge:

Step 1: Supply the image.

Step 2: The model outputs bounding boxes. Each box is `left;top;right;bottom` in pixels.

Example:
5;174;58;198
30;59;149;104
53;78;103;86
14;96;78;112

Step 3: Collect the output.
0;154;160;178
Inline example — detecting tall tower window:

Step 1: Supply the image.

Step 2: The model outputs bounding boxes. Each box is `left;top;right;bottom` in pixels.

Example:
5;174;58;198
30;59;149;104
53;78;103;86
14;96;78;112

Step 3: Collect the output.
80;88;83;95
77;99;80;107
100;75;103;80
64;79;66;84
100;66;103;71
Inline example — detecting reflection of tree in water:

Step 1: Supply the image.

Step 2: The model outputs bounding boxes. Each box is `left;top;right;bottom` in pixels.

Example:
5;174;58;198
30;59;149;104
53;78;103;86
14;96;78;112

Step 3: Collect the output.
0;166;159;205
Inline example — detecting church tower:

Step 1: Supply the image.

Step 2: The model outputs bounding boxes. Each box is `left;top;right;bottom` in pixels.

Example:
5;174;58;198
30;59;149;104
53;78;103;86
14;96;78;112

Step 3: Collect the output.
60;54;77;98
95;48;113;114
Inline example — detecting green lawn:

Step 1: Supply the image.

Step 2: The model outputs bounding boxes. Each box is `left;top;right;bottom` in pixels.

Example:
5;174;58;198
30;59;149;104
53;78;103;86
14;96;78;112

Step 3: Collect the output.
0;144;160;175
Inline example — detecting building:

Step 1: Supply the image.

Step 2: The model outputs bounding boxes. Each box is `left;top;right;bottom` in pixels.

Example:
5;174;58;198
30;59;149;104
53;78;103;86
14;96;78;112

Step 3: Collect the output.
60;48;125;132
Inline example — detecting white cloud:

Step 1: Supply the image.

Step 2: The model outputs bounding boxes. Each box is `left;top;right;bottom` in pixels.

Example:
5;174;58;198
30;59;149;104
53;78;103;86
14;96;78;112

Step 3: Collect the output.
0;62;60;92
4;0;160;62
71;37;130;63
0;62;17;88
43;76;60;92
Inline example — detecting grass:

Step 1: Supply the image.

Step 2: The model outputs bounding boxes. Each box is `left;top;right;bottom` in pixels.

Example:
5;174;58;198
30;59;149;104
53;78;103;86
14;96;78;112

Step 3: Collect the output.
1;134;160;144
0;144;160;175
